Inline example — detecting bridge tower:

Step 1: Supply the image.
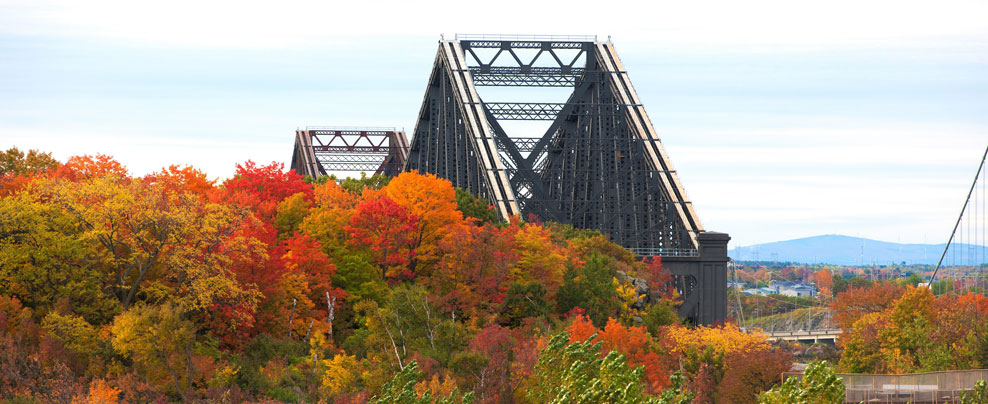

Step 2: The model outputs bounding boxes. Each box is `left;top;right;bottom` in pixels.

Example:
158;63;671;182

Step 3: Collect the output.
291;127;409;178
405;35;730;324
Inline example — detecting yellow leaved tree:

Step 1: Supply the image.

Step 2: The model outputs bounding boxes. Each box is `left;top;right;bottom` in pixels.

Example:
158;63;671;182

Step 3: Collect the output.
34;175;263;312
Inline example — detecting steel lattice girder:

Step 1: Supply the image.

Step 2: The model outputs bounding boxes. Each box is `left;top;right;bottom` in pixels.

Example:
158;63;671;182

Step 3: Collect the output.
403;36;728;325
469;67;584;87
404;41;519;219
480;102;639;120
406;38;703;253
291;128;409;178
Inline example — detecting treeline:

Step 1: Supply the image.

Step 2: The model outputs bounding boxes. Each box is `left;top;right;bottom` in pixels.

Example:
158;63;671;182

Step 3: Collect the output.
831;283;988;373
2;148;837;403
735;262;986;297
735;263;988;374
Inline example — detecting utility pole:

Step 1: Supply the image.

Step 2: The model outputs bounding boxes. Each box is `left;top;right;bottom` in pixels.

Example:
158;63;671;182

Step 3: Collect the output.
807;305;812;331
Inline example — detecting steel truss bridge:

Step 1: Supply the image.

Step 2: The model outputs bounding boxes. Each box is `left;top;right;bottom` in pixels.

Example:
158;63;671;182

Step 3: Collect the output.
291;127;409;178
292;35;731;325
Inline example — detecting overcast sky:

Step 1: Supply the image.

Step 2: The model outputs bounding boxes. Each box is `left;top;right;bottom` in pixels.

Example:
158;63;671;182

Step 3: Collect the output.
2;0;987;247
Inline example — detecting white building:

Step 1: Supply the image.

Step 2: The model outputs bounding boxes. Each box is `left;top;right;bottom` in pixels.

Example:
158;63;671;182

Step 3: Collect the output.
742;281;816;297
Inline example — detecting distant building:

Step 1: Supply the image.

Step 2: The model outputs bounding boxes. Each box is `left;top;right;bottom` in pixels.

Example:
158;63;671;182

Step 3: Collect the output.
787;285;816;297
741;287;776;296
741;281;816;297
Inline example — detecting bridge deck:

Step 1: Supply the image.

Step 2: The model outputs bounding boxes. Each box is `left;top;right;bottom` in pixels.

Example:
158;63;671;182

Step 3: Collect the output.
766;328;842;342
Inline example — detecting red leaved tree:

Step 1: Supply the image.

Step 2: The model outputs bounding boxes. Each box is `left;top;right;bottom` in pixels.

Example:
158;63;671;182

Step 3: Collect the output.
221;161;312;222
345;196;419;281
565;315;673;394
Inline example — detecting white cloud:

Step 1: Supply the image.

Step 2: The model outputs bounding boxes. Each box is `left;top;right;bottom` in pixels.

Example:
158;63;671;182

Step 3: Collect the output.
1;128;285;180
2;0;986;249
2;0;987;49
666;125;988;246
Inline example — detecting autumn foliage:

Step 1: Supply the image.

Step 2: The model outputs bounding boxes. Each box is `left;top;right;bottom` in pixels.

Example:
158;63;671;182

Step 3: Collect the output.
837;286;988;374
0;148;839;403
566;315;673;393
346;195;419;280
830;282;905;330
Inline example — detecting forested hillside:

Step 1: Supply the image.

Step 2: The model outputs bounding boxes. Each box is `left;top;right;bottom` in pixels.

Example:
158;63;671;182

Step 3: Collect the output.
9;147;984;403
0;149;808;403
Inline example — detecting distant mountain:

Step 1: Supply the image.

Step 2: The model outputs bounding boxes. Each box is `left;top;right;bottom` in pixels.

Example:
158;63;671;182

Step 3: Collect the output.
729;234;988;266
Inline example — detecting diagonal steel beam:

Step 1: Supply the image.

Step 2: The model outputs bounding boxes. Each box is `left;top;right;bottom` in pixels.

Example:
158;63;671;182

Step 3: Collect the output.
594;42;703;248
522;79;595;166
482;106;564;221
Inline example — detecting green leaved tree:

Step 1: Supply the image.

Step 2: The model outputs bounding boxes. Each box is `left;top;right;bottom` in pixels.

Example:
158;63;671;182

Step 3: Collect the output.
757;361;844;404
525;332;692;404
960;380;988;404
370;361;473;404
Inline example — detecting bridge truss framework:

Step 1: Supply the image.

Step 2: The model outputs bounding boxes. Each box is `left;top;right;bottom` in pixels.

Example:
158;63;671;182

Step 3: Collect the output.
291;127;409;178
404;35;730;324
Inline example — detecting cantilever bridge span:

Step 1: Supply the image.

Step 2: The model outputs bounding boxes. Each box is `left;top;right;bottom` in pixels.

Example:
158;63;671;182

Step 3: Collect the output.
291;127;409;178
292;35;731;325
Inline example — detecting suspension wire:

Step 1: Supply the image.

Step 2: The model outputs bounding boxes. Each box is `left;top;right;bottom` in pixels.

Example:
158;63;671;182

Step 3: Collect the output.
943;157;988;298
950;215;955;286
930;144;988;287
973;160;983;294
961;203;965;284
981;159;986;293
750;282;835;332
968;179;973;278
960;186;968;267
757;292;823;309
732;262;746;328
